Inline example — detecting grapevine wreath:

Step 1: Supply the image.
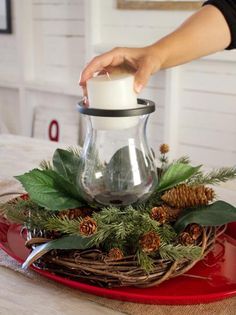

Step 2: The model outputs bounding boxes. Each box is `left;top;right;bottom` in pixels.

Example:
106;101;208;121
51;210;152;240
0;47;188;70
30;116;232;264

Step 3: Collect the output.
1;144;236;288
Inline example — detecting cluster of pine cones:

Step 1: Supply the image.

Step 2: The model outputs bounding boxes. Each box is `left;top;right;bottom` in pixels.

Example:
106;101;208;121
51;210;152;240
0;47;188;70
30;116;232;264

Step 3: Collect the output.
151;183;214;224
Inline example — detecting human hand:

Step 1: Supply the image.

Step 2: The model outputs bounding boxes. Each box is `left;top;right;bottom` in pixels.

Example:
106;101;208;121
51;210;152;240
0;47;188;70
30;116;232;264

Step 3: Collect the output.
79;46;163;98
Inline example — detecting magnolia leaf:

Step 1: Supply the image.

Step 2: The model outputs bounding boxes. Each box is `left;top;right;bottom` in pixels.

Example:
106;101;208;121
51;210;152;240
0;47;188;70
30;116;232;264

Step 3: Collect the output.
53;148;81;184
22;235;93;269
15;169;83;210
46;170;84;202
157;163;201;192
174;200;236;233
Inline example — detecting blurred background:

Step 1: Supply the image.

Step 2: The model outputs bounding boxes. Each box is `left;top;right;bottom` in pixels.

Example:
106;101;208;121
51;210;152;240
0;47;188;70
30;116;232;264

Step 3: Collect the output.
0;0;236;169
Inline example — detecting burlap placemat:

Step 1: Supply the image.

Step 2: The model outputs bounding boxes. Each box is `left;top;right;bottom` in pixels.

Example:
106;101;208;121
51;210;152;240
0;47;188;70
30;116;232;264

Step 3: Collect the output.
1;180;236;315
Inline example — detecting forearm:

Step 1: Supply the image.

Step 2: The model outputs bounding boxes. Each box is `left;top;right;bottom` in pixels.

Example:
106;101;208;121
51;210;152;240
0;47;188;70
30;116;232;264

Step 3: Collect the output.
149;5;231;70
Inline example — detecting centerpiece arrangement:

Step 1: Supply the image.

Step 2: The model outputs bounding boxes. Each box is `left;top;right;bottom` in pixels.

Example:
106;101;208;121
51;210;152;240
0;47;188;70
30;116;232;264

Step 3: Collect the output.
1;73;236;289
2;144;236;287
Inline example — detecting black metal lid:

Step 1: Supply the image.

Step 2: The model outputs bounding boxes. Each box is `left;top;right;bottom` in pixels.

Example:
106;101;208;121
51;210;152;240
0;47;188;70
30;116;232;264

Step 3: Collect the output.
77;98;155;117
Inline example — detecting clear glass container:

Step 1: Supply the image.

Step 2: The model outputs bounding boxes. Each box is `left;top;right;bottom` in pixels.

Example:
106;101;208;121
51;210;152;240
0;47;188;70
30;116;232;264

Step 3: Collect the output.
77;99;158;206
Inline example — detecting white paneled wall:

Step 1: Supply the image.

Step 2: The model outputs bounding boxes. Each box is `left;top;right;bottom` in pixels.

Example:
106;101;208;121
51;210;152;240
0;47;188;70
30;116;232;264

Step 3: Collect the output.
178;60;236;168
0;0;84;141
0;87;20;134
99;0;193;47
139;72;166;153
32;0;85;84
0;2;19;81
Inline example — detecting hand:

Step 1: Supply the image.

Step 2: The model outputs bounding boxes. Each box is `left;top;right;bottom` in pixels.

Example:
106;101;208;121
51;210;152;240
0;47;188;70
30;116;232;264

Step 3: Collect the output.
79;46;163;97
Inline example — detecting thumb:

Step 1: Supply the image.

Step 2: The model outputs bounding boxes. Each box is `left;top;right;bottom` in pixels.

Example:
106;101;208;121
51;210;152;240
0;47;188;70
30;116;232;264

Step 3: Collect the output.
134;59;154;93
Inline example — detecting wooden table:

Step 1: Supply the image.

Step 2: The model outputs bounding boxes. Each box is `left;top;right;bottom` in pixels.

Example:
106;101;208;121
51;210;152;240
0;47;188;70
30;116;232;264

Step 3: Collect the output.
0;134;235;315
0;134;124;315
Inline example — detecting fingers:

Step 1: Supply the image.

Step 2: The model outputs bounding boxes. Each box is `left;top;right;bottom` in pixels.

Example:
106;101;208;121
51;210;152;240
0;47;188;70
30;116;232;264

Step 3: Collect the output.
134;57;156;93
79;48;125;87
79;47;156;97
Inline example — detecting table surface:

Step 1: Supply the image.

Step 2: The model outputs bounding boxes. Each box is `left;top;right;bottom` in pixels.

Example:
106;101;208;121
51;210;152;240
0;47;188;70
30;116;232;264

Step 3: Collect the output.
0;134;125;315
0;134;236;315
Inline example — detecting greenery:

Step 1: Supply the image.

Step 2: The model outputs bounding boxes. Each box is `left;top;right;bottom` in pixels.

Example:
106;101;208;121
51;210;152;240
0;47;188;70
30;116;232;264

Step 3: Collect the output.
137;250;155;273
174;200;236;233
157;163;201;192
15;148;85;210
3;145;236;273
159;243;202;261
15;169;84;210
188;166;236;186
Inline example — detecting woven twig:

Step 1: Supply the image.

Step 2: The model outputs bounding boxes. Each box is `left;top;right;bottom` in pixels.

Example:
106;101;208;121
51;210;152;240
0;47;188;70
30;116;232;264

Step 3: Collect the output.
26;226;220;288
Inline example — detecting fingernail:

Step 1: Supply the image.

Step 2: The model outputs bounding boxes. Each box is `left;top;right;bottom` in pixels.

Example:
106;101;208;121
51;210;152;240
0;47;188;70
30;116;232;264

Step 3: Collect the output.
83;96;89;106
83;96;88;105
135;83;143;94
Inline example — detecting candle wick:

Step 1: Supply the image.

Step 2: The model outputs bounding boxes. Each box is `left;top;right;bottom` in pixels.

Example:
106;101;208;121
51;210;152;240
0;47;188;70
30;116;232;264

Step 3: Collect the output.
106;71;111;80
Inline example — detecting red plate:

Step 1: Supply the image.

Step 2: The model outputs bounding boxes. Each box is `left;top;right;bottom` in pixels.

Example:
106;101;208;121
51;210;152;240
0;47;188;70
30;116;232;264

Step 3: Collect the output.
0;219;236;305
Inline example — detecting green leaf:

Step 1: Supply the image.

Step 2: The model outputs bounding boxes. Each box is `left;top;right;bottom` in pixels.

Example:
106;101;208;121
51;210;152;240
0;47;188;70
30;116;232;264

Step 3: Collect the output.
157;163;201;192
15;169;83;211
46;169;84;202
174;200;236;233
52;148;81;184
22;235;93;269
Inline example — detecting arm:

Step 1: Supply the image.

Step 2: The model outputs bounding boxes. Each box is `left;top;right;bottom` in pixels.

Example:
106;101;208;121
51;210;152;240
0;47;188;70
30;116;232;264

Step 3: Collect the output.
80;5;231;94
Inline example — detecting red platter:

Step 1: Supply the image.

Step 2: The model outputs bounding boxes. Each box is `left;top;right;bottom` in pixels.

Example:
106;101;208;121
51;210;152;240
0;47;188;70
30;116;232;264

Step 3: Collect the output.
0;219;236;305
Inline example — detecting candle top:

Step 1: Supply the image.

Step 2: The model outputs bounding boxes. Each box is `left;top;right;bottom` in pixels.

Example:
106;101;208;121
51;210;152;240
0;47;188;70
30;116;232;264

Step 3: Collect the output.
89;73;134;82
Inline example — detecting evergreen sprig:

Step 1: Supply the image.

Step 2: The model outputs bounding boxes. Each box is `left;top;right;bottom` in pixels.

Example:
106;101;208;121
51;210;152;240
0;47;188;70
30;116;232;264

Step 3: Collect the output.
3;199;53;229
137;250;154;273
45;216;82;234
159;243;202;261
188;166;236;186
174;156;191;165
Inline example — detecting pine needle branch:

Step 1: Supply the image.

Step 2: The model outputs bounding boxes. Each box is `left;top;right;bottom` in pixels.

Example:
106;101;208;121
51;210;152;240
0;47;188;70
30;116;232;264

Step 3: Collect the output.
174;156;191;165
137;250;155;273
188;166;236;186
159;243;202;261
45;216;82;234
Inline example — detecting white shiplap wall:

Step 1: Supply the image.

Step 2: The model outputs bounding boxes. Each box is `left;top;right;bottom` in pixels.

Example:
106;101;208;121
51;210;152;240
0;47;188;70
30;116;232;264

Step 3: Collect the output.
32;0;85;85
0;1;19;81
178;60;236;168
0;0;85;142
0;87;20;134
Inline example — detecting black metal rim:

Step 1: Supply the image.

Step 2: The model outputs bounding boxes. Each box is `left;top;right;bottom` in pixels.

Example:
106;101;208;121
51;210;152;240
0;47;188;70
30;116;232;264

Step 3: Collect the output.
77;98;155;117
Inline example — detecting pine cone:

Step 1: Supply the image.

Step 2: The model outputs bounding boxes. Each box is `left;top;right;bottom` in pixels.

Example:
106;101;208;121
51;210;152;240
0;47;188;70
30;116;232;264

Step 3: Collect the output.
167;207;182;222
139;231;160;253
187;224;203;240
79;216;97;236
160;144;169;154
108;248;124;260
59;208;83;220
59;207;93;220
178;232;194;245
161;184;215;208
151;206;167;224
151;205;182;223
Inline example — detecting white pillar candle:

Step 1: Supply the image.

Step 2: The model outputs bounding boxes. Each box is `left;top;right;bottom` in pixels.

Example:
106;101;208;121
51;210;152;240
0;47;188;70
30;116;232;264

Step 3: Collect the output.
87;73;139;130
